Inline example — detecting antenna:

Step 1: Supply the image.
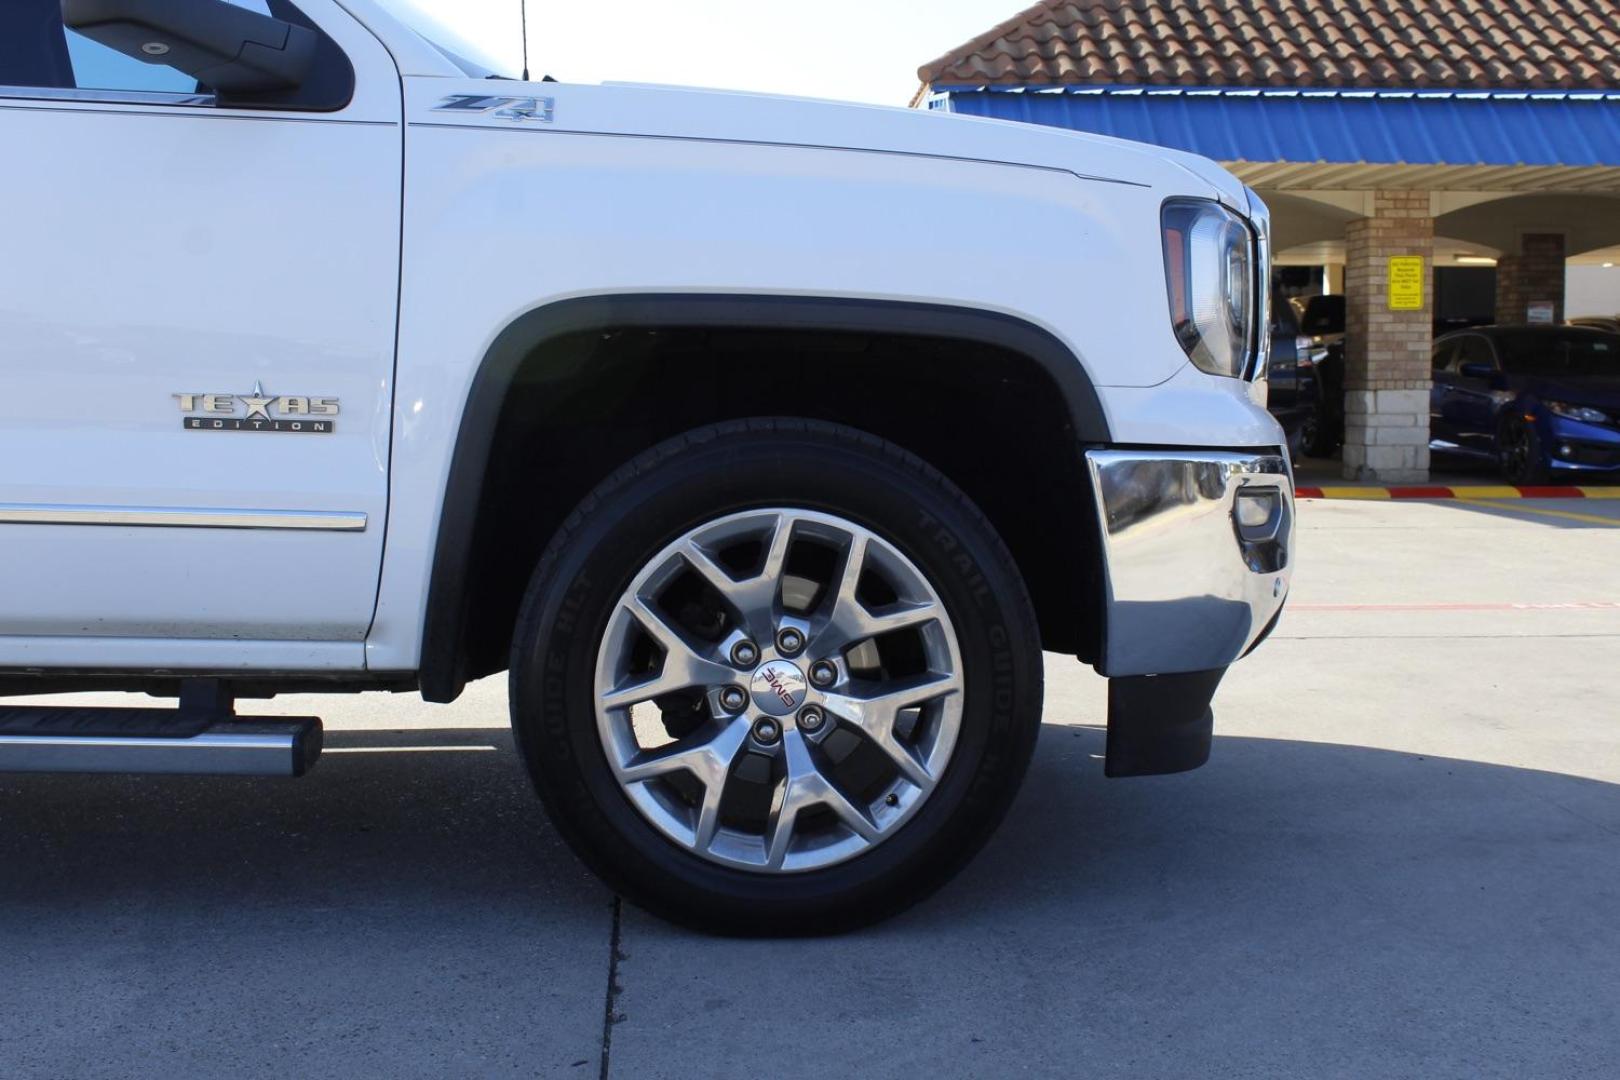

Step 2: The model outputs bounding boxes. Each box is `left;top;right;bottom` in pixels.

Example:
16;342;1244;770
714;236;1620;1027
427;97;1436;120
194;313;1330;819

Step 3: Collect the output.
520;0;530;82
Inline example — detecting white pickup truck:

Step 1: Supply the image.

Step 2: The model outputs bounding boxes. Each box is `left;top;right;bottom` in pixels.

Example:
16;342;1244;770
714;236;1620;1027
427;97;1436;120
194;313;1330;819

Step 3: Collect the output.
0;0;1293;932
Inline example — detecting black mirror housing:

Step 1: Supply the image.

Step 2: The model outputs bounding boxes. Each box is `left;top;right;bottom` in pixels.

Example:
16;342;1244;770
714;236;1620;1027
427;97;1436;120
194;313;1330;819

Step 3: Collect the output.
62;0;314;98
1459;361;1496;380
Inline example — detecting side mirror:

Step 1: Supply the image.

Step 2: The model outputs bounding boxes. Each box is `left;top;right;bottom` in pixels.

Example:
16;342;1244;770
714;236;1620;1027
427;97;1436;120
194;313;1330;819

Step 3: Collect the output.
1458;361;1496;380
62;0;314;98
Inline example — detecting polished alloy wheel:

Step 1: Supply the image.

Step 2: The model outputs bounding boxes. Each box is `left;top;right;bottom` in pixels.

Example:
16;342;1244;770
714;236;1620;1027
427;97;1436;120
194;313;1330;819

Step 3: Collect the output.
593;508;963;873
512;420;1043;931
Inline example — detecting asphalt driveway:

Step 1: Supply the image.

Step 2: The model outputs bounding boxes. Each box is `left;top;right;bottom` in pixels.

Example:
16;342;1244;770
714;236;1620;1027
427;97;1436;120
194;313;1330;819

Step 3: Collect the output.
2;495;1618;1078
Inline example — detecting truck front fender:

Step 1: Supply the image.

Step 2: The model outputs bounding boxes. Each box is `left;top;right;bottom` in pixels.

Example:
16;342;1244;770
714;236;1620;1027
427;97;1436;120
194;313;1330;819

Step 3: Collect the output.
416;293;1112;702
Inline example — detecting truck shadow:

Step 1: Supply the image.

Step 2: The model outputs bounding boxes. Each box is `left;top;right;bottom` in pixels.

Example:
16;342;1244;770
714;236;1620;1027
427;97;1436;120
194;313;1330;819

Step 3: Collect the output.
0;726;613;1076
0;726;597;916
615;724;1620;1076
1;724;1617;1075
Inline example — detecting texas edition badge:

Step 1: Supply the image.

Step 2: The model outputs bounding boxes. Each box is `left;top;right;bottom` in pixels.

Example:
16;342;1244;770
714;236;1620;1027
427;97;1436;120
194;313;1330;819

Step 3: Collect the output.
174;382;339;434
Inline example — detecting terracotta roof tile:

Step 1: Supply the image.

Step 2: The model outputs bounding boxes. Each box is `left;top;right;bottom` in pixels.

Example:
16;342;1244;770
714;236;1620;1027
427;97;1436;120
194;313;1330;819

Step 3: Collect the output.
918;0;1620;91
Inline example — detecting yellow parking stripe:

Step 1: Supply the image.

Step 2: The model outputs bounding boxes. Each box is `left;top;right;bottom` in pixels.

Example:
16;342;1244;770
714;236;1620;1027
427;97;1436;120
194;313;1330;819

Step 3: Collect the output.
1312;487;1391;499
1468;499;1620;527
1453;486;1524;499
1299;484;1620;500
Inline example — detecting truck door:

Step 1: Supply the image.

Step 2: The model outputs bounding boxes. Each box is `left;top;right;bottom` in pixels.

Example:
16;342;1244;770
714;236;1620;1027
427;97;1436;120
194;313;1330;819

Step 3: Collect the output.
0;0;401;672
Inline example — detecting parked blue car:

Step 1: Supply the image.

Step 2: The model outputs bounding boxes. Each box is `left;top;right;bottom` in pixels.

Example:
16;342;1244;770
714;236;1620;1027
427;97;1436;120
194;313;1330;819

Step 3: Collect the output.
1431;325;1620;484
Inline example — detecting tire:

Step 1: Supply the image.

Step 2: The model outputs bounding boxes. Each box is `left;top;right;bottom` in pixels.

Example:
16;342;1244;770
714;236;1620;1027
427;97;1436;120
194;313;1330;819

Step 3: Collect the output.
1300;409;1340;459
508;418;1043;935
1303;350;1345;459
1498;415;1550;486
1284;420;1306;463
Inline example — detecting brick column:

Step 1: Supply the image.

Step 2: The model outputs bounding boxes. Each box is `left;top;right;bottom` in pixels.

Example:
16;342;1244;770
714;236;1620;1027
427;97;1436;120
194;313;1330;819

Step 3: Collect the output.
1341;191;1434;482
1495;233;1566;324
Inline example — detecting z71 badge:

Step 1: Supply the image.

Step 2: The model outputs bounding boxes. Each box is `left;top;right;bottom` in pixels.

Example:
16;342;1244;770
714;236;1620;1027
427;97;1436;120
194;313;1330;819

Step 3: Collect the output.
433;94;554;123
175;382;339;434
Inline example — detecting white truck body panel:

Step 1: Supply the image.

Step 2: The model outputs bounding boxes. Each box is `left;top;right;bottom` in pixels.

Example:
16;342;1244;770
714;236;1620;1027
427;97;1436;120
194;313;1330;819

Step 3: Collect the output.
362;78;1277;670
0;2;1284;676
0;0;401;670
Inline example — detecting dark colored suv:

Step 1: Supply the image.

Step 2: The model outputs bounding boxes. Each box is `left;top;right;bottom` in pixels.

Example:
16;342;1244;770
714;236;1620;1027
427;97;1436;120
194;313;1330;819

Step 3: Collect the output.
1270;297;1341;457
1296;294;1345;345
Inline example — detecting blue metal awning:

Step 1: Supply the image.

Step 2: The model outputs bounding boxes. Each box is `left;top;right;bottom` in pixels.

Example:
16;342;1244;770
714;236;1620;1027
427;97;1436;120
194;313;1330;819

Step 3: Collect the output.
931;86;1620;169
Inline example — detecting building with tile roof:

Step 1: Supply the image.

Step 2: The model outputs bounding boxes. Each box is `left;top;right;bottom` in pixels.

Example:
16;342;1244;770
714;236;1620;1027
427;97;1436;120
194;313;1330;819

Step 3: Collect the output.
918;0;1620;91
917;0;1620;481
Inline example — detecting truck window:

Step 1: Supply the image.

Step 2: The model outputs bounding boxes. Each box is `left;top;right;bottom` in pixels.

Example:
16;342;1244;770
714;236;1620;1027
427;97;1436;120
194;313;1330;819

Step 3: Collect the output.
1;0;349;110
67;2;272;95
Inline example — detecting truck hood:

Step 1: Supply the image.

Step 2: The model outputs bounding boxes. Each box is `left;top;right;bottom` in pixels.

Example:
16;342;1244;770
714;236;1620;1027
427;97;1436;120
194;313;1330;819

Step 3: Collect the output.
441;79;1247;206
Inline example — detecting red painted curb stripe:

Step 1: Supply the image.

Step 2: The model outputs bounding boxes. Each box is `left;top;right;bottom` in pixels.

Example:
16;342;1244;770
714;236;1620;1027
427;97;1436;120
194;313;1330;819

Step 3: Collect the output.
1515;485;1586;498
1295;485;1608;500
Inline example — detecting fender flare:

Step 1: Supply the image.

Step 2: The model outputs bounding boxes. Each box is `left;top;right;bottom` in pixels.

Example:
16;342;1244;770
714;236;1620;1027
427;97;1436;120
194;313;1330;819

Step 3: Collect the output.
417;293;1112;702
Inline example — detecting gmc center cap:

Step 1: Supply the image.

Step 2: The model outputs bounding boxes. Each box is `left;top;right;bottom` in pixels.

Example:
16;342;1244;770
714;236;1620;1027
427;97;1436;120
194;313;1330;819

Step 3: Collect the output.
750;661;807;716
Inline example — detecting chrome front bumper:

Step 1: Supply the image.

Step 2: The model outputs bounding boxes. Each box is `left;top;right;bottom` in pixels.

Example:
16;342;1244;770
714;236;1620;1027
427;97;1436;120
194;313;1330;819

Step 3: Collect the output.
1085;449;1293;677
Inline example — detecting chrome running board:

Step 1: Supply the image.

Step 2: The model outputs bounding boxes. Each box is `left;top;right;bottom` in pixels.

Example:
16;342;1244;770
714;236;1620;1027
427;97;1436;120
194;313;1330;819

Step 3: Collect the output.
0;682;320;777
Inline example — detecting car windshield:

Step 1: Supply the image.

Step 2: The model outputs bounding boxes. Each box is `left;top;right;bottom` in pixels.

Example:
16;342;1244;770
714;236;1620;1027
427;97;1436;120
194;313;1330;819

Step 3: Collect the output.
374;1;520;79
1300;295;1344;335
1497;330;1620;378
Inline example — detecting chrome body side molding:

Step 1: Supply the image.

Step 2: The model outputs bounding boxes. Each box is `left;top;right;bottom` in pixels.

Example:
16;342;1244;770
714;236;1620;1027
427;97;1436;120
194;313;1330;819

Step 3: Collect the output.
0;505;368;531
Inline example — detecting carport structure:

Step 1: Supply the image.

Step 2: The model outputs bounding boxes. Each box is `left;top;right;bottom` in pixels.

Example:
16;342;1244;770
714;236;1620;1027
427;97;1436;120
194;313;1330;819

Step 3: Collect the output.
915;0;1620;480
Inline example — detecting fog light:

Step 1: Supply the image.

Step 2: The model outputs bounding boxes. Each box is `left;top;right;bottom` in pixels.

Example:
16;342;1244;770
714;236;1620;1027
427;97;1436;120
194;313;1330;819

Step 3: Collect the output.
1559;443;1573;457
1235;490;1277;528
1234;488;1283;546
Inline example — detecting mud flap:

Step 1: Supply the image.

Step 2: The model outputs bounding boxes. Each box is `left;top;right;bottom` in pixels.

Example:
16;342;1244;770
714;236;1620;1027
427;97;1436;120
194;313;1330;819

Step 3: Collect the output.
1104;667;1226;778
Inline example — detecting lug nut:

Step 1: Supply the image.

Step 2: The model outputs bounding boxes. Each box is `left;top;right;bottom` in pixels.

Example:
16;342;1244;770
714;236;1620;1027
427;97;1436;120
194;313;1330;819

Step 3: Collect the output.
776;627;805;656
798;706;826;733
730;640;759;667
752;717;782;745
809;660;838;687
718;686;748;714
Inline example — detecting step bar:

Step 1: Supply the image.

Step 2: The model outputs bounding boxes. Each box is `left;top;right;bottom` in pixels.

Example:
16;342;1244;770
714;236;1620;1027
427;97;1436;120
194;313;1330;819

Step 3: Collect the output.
0;682;321;777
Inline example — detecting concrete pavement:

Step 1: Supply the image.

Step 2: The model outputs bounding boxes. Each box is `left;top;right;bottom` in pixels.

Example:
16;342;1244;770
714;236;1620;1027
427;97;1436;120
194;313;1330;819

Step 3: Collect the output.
0;688;611;1077
2;496;1618;1077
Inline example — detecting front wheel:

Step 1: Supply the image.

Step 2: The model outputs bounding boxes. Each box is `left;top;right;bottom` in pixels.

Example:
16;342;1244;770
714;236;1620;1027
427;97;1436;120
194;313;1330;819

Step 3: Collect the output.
1300;409;1340;459
1498;415;1550;485
508;419;1043;934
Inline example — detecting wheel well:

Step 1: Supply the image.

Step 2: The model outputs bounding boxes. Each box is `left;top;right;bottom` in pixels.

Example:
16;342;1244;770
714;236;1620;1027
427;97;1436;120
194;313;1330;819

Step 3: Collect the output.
422;301;1108;701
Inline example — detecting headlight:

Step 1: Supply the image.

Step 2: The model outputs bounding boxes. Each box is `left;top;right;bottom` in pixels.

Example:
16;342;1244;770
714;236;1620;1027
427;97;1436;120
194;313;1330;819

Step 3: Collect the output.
1546;400;1610;424
1162;199;1257;378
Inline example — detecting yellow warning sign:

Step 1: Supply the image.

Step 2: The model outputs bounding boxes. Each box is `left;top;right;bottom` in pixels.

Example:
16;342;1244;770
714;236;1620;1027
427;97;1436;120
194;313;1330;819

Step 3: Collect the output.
1388;256;1425;311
